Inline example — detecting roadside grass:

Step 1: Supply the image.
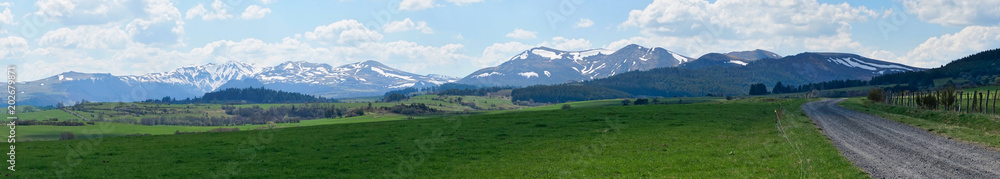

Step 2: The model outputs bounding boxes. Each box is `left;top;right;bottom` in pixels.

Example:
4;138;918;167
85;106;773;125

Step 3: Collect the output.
15;98;865;178
840;98;1000;149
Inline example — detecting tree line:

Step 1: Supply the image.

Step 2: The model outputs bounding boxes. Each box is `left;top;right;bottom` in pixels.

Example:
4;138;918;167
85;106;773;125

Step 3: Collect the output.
511;84;631;103
749;79;870;95
144;87;337;104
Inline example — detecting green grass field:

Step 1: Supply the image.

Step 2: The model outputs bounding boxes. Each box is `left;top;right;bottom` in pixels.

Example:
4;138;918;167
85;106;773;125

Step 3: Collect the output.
14;98;865;178
840;98;1000;149
6;95;525;141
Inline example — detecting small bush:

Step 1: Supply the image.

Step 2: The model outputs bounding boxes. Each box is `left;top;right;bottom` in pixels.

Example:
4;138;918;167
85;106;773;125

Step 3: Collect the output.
867;88;884;103
920;94;939;110
938;86;957;110
634;98;649;105
622;99;632;106
561;104;571;110
59;132;77;140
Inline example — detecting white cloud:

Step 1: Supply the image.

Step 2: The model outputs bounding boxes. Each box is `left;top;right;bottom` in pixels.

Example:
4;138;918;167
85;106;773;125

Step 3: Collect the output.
33;0;132;25
125;0;184;46
260;0;277;5
455;33;464;40
615;0;878;58
0;7;12;25
505;29;537;39
903;0;1000;26
39;26;130;49
898;26;1000;67
0;36;28;58
445;0;483;6
383;18;434;34
622;0;876;37
303;19;384;44
29;0;185;46
474;41;533;67
539;37;591;51
399;0;435;11
241;5;271;19
574;18;593;28
186;0;233;21
0;2;11;7
184;4;207;19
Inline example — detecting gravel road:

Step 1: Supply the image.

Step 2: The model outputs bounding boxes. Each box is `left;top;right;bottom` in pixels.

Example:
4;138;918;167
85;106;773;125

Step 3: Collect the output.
802;98;1000;178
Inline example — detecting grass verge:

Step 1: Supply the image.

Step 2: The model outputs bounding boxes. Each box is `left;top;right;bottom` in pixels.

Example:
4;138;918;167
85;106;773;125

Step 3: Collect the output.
839;98;1000;149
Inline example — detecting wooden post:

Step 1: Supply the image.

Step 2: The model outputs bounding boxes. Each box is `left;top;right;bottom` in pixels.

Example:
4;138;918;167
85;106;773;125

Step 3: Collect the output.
994;89;998;115
958;91;963;112
987;90;992;114
980;92;985;113
967;92;972;113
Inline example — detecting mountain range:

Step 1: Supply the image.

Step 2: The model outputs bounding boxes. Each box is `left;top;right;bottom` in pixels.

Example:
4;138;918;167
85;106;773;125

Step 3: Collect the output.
19;60;456;106
458;44;921;87
457;44;693;86
20;44;925;106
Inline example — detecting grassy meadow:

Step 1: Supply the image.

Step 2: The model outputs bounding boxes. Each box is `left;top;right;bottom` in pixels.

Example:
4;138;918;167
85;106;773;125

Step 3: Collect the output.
12;98;866;178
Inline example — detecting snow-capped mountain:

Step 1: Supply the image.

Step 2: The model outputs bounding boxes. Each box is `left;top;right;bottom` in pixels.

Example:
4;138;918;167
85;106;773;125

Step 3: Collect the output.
121;60;264;92
19;60;456;106
457;44;693;86
762;52;924;82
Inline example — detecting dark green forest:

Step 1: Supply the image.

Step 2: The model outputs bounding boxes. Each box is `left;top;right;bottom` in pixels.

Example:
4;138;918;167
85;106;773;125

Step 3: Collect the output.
145;87;336;104
511;84;631;103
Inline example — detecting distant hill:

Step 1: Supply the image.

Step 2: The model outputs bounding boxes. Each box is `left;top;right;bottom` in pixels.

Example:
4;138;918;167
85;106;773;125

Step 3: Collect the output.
678;53;749;69
724;49;782;61
871;48;1000;87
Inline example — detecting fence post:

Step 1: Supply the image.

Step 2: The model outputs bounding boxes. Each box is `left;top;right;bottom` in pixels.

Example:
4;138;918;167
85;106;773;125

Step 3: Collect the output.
980;92;985;114
987;90;992;114
967;92;972;113
994;89;998;115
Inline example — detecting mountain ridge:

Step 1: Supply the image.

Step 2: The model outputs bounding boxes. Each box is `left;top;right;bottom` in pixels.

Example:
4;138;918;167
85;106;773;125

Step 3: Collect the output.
19;60;457;106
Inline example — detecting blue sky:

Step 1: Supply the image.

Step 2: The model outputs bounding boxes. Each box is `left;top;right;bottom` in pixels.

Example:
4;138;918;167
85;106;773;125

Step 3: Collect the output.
1;0;999;81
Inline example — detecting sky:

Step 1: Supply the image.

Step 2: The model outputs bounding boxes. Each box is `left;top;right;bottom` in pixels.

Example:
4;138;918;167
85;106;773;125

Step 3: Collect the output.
0;0;999;81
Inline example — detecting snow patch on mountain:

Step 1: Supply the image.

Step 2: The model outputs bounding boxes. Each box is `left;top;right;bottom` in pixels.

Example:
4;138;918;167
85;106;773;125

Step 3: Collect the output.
371;67;413;80
728;60;748;66
532;49;562;60
671;51;690;63
518;72;539;78
828;57;876;70
544;71;551;77
474;72;503;78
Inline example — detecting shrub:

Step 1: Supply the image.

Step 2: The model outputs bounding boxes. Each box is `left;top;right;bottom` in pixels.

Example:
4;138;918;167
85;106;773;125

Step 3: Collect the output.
634;98;649;105
622;99;632;106
59;132;77;140
867;88;884;103
561;104;571;110
920;94;939;109
937;86;957;110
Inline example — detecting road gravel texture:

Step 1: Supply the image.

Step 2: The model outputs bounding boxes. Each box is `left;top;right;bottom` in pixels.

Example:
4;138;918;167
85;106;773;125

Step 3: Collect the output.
802;99;1000;178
